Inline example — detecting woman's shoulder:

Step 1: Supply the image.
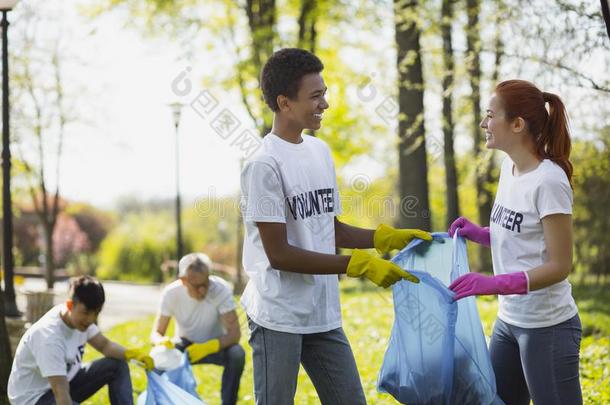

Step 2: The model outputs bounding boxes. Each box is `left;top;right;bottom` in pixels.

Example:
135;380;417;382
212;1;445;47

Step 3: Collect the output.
538;159;569;182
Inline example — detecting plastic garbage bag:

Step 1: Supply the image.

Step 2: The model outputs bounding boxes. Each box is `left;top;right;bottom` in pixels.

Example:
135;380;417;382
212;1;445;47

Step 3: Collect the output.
150;346;182;371
137;352;204;405
377;232;503;405
164;352;199;399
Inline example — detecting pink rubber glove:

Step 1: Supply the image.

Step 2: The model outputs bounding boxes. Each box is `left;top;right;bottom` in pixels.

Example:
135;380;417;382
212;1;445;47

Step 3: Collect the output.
449;272;528;301
448;217;490;247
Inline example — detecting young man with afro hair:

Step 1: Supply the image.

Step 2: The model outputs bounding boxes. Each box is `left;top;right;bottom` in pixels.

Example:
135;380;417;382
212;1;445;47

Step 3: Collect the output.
240;48;432;404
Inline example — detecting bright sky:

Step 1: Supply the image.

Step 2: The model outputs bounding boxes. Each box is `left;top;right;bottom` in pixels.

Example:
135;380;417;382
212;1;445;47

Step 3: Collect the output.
14;0;253;209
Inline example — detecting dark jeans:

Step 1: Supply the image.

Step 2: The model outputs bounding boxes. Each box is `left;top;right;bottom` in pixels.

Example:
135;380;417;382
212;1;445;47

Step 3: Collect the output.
36;357;133;405
175;338;245;405
490;314;582;405
247;317;367;405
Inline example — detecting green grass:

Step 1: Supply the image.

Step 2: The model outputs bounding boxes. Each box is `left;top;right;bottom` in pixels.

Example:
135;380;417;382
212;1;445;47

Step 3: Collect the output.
82;279;610;404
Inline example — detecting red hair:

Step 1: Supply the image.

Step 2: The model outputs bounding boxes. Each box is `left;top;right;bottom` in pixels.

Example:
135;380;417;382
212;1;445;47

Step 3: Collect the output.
495;80;573;185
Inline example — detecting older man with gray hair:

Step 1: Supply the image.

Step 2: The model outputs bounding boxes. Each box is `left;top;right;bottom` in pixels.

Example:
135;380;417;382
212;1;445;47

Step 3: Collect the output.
151;252;245;405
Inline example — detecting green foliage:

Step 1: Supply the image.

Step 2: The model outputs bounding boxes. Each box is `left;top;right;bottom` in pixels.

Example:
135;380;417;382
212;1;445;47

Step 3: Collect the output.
571;281;610;337
82;0;200;32
184;195;240;255
96;212;189;283
89;0;390;167
337;161;456;235
428;161;448;231
95;196;240;282
337;168;398;230
314;70;374;168
571;136;610;280
580;336;610;404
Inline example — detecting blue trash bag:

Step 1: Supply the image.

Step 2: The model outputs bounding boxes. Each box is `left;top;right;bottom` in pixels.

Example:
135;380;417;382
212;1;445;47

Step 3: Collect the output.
377;232;503;405
137;352;204;405
164;352;199;399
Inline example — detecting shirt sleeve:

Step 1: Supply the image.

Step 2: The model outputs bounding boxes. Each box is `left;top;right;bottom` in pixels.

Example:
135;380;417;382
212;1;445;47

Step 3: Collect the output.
86;323;100;340
31;333;67;377
159;289;173;317
536;173;573;218
216;287;237;315
240;160;286;223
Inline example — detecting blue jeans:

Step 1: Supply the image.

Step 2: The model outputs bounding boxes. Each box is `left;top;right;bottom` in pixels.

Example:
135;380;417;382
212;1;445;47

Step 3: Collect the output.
490;314;582;405
36;357;133;405
175;338;245;405
247;317;366;405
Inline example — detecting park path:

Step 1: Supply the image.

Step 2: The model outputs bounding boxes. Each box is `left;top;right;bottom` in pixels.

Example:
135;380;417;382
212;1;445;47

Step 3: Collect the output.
16;279;163;331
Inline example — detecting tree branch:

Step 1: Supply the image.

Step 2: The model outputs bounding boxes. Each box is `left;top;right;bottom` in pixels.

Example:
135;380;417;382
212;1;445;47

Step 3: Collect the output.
224;2;258;126
51;42;64;226
499;51;610;93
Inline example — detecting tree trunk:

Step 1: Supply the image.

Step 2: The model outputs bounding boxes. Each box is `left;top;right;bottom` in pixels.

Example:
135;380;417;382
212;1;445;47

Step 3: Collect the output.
244;0;277;136
298;0;317;53
441;0;460;227
466;0;491;271
43;224;55;290
298;0;319;138
394;0;431;230
0;289;12;403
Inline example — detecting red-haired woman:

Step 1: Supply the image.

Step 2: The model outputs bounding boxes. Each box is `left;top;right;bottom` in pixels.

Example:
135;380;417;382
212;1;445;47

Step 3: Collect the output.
448;80;581;404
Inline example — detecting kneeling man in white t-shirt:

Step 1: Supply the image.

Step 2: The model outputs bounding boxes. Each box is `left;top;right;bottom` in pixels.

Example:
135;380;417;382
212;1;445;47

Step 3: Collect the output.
151;252;244;405
8;276;153;405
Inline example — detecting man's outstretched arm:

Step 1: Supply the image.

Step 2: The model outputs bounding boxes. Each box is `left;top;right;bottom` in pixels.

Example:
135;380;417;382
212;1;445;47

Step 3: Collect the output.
150;314;172;346
257;221;419;286
257;222;350;275
334;218;375;249
89;332;154;370
335;218;432;253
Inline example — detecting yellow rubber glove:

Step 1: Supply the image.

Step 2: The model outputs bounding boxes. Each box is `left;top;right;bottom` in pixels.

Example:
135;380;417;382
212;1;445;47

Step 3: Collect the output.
347;249;419;288
154;336;174;349
186;339;221;363
374;224;432;254
124;348;154;370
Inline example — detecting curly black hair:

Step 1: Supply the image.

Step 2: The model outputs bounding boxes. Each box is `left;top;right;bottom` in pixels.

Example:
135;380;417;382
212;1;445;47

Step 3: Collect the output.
261;48;324;112
69;275;105;311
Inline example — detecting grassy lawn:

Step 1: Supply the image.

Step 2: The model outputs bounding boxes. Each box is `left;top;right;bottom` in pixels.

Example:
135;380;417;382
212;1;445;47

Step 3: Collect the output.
83;279;609;404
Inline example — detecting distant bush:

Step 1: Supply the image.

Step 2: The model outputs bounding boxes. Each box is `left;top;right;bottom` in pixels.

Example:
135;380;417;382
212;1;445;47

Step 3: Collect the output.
97;212;191;283
572;135;610;282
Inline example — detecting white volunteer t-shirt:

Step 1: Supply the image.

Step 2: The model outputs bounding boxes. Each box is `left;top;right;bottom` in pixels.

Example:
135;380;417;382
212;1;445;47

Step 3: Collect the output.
160;276;236;343
490;157;578;328
8;305;100;405
240;133;342;334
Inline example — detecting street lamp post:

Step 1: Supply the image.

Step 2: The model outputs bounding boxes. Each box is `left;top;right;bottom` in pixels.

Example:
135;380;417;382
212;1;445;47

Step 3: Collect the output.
170;102;184;269
1;0;19;318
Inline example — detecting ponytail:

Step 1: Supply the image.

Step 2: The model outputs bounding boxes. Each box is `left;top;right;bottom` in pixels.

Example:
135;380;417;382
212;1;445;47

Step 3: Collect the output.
540;92;573;185
495;80;573;185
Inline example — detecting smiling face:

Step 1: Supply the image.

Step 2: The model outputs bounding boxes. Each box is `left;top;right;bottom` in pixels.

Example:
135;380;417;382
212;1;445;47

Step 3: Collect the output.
279;73;329;131
480;94;516;151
